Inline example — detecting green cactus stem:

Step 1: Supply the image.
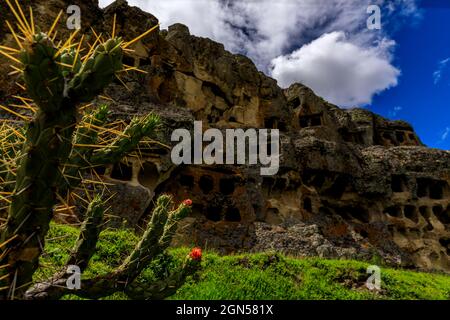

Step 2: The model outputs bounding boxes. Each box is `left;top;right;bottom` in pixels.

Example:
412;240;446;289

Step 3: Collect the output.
68;38;124;104
67;195;104;271
59;104;110;193
124;255;201;300
24;195;199;300
89;113;160;166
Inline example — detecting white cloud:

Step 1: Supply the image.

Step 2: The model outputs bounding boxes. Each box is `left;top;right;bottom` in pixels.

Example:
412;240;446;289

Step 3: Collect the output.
99;0;420;107
433;57;450;84
271;32;400;106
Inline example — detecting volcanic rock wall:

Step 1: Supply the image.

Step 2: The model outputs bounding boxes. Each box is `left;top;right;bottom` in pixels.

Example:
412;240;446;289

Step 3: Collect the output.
0;0;449;272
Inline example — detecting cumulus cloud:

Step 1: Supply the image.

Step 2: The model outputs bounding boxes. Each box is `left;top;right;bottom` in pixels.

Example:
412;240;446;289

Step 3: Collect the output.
271;32;400;106
99;0;420;107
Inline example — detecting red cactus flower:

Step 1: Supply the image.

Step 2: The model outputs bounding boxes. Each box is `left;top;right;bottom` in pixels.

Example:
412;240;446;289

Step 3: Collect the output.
183;199;193;206
189;247;202;261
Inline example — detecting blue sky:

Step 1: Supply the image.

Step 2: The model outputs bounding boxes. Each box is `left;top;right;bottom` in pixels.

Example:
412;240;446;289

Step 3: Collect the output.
100;0;449;150
370;2;450;150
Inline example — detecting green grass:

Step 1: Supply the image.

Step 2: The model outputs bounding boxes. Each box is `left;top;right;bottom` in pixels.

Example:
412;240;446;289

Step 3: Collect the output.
36;223;450;300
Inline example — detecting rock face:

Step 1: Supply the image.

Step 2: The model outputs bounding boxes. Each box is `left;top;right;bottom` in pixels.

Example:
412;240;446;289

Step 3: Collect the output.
1;0;449;272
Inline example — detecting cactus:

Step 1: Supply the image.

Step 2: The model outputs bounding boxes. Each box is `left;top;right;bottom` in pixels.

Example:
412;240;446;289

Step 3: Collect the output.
0;2;198;300
24;195;199;300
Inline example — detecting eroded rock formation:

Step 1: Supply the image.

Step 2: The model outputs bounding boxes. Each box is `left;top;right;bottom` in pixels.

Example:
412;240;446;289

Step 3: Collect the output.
0;0;449;272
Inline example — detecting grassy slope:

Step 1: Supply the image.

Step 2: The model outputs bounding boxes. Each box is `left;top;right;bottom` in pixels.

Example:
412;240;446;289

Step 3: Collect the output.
35;223;450;300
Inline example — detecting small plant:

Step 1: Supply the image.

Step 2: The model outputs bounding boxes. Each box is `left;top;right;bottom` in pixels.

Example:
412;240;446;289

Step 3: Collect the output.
0;1;199;299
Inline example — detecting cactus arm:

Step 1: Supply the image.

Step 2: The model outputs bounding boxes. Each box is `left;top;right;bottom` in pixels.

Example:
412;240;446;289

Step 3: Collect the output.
88;113;160;166
68;38;123;104
124;256;201;300
60;105;109;192
20;34;65;112
119;194;172;271
23;196;104;300
159;204;190;248
24;196;195;300
60;47;82;78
